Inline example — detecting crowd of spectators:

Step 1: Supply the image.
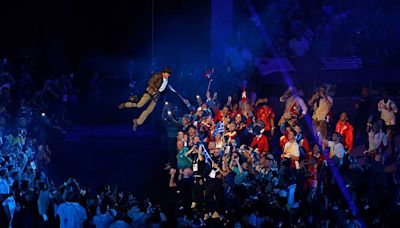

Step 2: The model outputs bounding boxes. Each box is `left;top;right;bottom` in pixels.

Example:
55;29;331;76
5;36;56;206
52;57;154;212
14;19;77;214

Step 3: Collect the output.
1;57;169;227
1;1;399;228
1;51;400;228
165;83;400;227
231;0;400;60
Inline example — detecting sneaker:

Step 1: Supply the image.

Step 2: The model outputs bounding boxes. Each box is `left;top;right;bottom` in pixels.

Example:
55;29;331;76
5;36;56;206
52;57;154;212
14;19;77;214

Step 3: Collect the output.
132;119;138;131
191;202;197;209
118;102;127;109
211;211;220;219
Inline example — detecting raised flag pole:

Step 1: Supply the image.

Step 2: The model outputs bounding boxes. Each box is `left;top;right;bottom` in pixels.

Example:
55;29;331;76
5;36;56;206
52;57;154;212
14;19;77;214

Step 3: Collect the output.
206;79;213;95
168;84;187;103
200;144;213;164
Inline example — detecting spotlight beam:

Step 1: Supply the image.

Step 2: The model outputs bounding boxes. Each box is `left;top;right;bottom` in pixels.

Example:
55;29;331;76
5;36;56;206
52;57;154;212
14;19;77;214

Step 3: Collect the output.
242;0;363;224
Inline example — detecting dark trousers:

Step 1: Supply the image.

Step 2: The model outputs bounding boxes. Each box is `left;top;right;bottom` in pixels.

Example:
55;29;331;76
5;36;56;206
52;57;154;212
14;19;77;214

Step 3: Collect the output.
192;178;205;211
204;178;224;214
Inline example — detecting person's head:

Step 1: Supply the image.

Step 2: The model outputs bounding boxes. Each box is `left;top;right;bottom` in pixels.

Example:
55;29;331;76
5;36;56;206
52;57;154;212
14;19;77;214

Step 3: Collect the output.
253;124;262;136
340;112;348;123
99;202;109;214
201;109;211;120
38;182;47;191
193;135;201;144
332;132;340;142
294;124;302;134
312;144;321;156
288;130;295;142
188;126;196;137
0;168;7;178
259;156;267;166
209;144;219;156
161;67;172;78
232;152;240;161
182;116;189;126
208;141;215;151
215;132;222;141
228;122;236;131
372;120;382;132
177;131;185;140
177;140;184;150
222;106;230;116
232;103;239;111
115;210;127;221
291;86;299;96
64;186;79;202
235;114;244;124
361;87;369;97
318;86;327;96
242;162;249;170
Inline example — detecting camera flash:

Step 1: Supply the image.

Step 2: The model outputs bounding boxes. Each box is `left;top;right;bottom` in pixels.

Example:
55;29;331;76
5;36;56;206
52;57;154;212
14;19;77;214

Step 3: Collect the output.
167;111;172;115
196;95;200;99
41;113;46;117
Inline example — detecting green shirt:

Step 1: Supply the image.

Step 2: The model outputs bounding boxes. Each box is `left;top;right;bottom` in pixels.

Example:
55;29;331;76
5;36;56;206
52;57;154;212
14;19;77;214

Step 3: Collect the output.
177;147;191;169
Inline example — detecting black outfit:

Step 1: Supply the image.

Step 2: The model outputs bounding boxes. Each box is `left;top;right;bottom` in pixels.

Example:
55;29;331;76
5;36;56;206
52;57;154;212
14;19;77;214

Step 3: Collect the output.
354;95;372;136
177;176;193;216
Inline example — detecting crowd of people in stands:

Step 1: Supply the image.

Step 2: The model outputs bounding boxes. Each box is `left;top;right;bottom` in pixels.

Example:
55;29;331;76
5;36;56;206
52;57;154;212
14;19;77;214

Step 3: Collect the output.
234;0;400;59
1;57;168;227
165;82;400;227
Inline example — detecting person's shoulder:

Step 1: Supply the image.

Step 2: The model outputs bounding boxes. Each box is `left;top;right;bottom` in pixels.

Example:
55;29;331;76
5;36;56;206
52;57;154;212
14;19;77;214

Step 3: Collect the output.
58;202;67;208
72;202;86;212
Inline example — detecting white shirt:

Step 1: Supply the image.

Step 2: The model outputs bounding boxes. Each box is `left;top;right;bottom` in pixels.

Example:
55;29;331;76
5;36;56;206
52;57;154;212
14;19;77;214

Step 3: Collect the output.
0;177;9;194
93;212;114;228
283;141;300;158
280;95;308;117
328;141;345;159
378;99;397;126
368;130;388;151
57;202;87;228
158;77;168;92
128;206;147;227
109;220;130;228
2;196;16;221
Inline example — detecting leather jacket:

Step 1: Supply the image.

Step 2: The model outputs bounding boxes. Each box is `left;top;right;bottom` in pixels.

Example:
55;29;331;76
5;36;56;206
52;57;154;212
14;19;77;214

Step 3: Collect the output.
146;73;163;95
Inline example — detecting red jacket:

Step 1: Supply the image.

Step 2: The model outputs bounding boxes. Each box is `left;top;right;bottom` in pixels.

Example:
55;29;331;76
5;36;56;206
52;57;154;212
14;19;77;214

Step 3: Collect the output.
250;134;269;154
257;105;275;131
335;121;354;151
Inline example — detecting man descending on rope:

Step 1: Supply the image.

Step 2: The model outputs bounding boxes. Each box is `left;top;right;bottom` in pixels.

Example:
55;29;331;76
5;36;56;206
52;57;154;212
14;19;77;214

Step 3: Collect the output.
119;67;172;131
